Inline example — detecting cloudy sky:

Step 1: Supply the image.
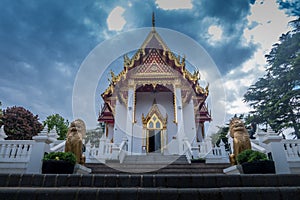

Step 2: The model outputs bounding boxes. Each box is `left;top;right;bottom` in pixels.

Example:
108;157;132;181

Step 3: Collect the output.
0;0;298;133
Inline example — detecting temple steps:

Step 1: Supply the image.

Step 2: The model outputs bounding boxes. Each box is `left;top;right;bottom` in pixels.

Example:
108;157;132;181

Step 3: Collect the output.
85;155;229;174
1;174;300;200
85;163;230;174
122;154;189;164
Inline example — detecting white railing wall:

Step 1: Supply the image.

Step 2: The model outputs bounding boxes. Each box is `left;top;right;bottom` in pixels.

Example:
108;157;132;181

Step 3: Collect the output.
50;140;65;152
283;140;300;161
0;140;34;173
183;138;192;163
1;127;300;174
279;139;300;174
204;141;230;164
85;137;126;163
118;139;128;163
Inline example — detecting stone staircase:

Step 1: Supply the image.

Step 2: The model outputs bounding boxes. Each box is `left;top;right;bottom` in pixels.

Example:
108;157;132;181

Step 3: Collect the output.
1;173;300;200
85;154;230;174
122;154;188;164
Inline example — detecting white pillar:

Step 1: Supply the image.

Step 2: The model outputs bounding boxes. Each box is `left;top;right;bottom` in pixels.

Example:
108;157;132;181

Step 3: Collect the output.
175;87;185;154
268;140;290;174
126;87;135;154
263;128;290;174
26;127;53;174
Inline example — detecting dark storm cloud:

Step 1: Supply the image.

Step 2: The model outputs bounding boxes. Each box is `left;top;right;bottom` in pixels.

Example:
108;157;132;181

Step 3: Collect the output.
0;0;109;120
124;0;257;73
277;0;300;16
0;0;264;125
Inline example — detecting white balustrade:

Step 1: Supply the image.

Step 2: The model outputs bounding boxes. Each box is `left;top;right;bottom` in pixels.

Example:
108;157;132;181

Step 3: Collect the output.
282;140;300;161
0;141;34;162
119;139;128;163
183;138;192;163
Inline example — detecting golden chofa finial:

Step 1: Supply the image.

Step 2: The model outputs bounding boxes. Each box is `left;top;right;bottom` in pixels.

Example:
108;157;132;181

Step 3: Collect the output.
205;83;209;95
152;12;155;29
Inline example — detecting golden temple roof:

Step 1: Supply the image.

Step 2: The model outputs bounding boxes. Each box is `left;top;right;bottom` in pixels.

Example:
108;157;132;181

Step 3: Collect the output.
101;16;208;99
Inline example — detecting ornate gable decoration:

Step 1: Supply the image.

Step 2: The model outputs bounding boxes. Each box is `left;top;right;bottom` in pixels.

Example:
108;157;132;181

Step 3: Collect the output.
142;100;167;129
136;49;173;74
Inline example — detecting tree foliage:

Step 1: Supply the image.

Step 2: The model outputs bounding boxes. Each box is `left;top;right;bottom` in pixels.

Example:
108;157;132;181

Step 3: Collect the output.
43;114;69;140
2;106;43;140
214;126;230;152
244;18;300;138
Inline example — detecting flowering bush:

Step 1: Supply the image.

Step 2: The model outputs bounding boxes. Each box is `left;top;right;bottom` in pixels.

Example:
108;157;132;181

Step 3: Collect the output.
2;106;43;140
43;152;76;165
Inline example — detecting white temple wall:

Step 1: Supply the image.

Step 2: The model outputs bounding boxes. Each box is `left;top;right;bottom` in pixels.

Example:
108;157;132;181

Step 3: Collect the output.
132;124;143;154
183;99;196;142
113;99;128;144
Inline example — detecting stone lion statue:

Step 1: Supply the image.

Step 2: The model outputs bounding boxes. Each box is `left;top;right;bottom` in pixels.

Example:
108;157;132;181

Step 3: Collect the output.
229;118;251;165
65;119;86;164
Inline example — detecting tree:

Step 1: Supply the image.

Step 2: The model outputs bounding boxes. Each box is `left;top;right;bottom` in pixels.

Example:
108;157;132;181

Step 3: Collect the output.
213;126;230;152
244;18;300;138
2;106;43;140
43;114;69;140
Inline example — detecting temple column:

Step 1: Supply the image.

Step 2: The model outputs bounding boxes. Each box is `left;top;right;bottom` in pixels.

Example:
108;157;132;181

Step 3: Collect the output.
174;83;185;154
126;81;135;154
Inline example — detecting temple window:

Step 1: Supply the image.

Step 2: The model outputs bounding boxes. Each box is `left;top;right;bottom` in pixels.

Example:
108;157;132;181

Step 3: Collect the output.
147;114;162;129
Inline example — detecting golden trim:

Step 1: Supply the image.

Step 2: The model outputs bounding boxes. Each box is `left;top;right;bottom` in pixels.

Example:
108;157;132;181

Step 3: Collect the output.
145;129;164;153
146;131;149;152
173;85;177;124
133;86;137;123
161;130;164;153
142;104;167;127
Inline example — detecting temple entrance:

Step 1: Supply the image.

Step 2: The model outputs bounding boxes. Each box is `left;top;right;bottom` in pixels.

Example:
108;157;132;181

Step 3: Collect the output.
148;130;161;153
145;113;164;153
142;99;168;154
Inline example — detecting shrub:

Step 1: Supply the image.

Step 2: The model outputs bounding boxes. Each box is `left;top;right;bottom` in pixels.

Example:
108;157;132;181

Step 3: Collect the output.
43;152;76;165
237;149;268;165
2;106;43;140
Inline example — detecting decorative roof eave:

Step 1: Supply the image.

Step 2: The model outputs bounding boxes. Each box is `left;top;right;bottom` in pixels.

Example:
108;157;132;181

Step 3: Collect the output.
101;67;129;99
195;103;212;122
194;82;209;96
98;103;115;124
125;49;204;90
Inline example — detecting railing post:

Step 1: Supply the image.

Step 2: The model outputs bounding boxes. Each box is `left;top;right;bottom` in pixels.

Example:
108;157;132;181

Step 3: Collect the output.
85;140;92;162
26;127;56;174
0;126;7;141
263;128;290;174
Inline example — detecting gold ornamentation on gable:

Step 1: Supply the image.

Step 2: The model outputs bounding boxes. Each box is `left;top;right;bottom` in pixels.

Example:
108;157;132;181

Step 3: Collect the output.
124;49;143;69
136;49;172;74
142;103;167;129
102;67;129;98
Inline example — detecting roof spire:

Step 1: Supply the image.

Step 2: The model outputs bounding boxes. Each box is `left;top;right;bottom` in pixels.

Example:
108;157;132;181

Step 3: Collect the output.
152;12;155;29
153;98;157;105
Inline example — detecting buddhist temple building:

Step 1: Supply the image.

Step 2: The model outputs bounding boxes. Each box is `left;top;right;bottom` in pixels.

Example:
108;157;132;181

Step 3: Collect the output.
98;15;211;157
